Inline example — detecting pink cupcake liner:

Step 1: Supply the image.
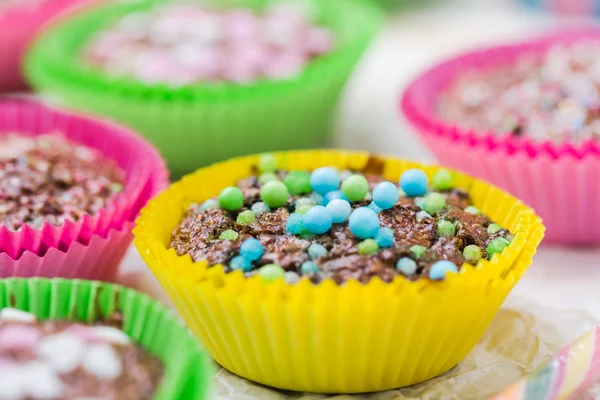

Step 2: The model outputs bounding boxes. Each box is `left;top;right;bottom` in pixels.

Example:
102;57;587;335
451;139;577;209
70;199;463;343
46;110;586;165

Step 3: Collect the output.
0;97;168;258
0;149;167;279
401;29;600;244
0;0;90;92
0;222;132;280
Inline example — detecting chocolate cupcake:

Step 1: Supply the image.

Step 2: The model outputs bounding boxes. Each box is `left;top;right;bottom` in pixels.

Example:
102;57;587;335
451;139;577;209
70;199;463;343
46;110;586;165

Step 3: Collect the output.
26;0;383;177
0;133;124;232
0;278;211;399
0;308;163;399
437;40;600;145
168;157;514;284
0;98;167;280
402;29;600;243
134;150;544;393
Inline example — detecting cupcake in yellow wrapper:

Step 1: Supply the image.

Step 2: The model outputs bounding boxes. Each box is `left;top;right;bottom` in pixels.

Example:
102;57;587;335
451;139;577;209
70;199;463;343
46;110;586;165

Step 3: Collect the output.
134;150;544;393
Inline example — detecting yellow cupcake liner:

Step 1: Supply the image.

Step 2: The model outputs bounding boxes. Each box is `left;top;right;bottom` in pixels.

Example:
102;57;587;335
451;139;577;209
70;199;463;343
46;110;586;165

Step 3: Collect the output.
134;150;545;393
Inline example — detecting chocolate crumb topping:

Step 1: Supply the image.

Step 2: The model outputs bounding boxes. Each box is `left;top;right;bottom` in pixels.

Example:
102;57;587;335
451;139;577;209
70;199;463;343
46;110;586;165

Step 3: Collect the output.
169;168;513;284
0;134;125;231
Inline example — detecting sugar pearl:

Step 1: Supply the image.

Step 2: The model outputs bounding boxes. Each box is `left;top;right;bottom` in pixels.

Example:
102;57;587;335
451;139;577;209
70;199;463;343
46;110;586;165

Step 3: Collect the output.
301;261;319;275
258;264;285;282
410;245;426;259
309;167;340;195
230;256;253;272
400;169;428;197
372;182;399;210
341;174;369;202
374;227;394;248
308;243;327;259
219;187;244;211
284;271;300;284
303;206;332;234
286;213;304;234
396;257;417;275
348;207;380;239
240;238;264;261
429;260;458;280
326;199;351;223
260;181;289;208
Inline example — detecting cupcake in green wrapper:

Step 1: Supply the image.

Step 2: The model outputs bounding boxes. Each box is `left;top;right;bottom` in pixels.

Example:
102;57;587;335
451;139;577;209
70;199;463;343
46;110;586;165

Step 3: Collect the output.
0;278;211;399
25;0;383;178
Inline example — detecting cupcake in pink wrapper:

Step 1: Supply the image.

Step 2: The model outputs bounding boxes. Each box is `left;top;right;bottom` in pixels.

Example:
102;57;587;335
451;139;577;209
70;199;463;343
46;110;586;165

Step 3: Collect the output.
401;29;600;244
0;98;167;279
0;0;89;92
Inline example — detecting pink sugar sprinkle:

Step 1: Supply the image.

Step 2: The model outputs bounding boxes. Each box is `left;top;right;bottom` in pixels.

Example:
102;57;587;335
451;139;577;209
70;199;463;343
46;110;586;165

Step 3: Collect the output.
221;61;260;84
224;9;260;40
181;48;222;80
263;50;306;79
0;358;13;370
0;325;41;350
67;324;98;342
134;51;173;84
229;43;269;70
305;27;334;55
90;32;129;59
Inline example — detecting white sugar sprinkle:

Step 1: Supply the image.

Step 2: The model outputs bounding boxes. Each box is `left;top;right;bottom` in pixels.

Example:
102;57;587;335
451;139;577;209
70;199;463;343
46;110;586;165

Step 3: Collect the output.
0;308;36;324
82;343;122;380
74;398;105;400
22;362;64;400
38;332;84;374
0;368;26;399
91;326;131;345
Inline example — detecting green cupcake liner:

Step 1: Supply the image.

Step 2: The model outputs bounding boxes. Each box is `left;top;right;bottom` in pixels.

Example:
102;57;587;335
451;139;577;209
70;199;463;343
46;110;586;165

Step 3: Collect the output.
25;0;383;178
374;0;440;12
0;278;211;400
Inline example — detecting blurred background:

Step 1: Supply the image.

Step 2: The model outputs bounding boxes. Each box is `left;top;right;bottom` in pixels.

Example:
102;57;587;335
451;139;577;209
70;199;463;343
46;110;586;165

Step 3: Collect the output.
338;0;598;161
5;0;600;397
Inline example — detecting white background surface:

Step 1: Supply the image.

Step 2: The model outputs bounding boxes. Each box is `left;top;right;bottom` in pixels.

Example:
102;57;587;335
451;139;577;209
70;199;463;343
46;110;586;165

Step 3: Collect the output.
120;0;600;397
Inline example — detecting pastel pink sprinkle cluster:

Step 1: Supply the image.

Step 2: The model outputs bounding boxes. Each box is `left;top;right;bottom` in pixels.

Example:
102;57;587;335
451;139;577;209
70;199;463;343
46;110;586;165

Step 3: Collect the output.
0;0;45;12
83;3;335;86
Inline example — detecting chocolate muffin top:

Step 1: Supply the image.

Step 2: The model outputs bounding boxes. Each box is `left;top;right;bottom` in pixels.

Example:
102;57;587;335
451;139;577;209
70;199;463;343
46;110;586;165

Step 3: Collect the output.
0;308;164;400
169;155;513;285
0;133;125;231
437;41;600;144
82;2;334;86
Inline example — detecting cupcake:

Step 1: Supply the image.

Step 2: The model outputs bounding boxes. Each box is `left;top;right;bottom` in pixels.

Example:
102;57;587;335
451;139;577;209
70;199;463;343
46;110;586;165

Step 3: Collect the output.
0;0;87;92
25;0;383;177
134;150;544;393
402;29;600;244
81;3;336;86
0;278;211;399
0;98;167;279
